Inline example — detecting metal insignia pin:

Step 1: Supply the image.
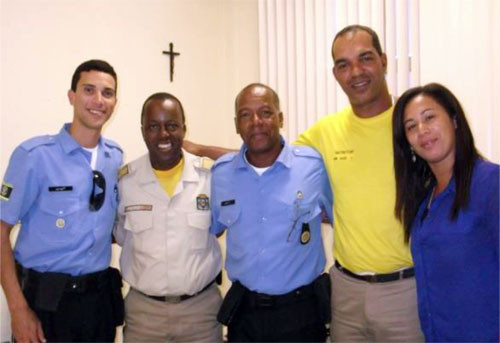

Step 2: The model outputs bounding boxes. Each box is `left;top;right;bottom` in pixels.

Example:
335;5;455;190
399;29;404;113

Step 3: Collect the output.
300;230;310;244
300;222;310;245
56;218;66;229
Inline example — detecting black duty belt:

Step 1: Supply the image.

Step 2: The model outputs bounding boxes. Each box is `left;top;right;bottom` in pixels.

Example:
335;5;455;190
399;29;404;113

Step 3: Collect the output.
242;282;315;308
20;266;110;293
138;275;219;304
335;260;414;283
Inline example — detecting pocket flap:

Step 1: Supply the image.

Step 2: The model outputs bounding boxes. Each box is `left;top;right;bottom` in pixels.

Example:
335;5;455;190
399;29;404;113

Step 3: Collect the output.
124;210;153;233
218;204;241;227
39;195;80;216
187;212;211;230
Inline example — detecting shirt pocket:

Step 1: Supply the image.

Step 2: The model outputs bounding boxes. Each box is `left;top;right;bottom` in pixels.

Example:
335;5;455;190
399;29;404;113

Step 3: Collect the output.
217;203;241;228
37;193;81;242
187;212;211;252
123;210;155;256
287;202;322;243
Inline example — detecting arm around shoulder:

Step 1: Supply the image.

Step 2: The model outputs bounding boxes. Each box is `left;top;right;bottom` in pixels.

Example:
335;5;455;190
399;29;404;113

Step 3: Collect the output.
183;140;236;161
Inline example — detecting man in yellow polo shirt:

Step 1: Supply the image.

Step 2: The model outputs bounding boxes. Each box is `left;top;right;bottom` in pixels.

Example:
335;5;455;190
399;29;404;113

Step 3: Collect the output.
294;25;423;342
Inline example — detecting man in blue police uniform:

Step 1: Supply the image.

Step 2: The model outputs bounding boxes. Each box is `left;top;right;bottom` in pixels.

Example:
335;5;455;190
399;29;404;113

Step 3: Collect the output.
211;83;333;342
0;60;124;342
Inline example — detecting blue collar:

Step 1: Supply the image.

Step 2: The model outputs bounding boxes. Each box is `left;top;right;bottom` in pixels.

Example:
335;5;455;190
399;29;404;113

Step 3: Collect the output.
57;123;102;155
234;136;292;170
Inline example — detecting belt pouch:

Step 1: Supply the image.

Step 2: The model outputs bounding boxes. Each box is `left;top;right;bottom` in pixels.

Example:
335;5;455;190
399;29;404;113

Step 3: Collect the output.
108;267;125;326
217;281;246;325
35;273;69;312
313;273;331;324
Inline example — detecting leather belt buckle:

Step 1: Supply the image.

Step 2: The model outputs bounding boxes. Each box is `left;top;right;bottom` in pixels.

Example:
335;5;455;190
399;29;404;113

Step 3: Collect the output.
163;295;182;304
366;274;378;283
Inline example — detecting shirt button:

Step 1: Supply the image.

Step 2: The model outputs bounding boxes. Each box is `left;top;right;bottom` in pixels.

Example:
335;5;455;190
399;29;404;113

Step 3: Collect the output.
262;217;267;221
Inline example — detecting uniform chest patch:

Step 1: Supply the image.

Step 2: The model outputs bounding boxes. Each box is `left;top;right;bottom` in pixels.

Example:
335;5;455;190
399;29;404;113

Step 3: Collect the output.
196;194;210;210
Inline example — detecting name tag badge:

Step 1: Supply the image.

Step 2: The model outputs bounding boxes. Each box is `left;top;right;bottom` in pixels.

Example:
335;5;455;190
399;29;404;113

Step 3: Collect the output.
125;204;153;212
48;186;73;192
221;199;235;207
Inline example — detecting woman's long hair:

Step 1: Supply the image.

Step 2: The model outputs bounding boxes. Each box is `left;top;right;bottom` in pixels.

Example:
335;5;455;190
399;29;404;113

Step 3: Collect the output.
393;83;479;243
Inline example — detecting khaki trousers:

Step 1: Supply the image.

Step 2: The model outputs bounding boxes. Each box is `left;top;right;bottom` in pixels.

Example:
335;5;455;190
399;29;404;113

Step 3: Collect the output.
123;284;222;342
329;264;424;342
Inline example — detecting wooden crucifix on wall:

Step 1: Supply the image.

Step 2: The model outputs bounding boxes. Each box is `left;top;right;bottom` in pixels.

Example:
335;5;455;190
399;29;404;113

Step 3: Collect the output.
162;42;180;82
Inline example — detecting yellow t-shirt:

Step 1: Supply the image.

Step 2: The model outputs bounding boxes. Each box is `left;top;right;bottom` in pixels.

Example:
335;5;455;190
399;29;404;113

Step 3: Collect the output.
295;106;413;273
153;158;184;197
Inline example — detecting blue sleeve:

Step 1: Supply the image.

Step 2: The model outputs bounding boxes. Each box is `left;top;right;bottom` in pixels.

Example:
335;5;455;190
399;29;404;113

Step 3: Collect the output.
209;172;225;236
319;160;333;223
0;147;40;225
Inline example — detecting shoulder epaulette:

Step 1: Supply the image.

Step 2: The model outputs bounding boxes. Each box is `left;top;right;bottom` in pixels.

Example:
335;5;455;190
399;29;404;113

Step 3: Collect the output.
118;164;130;181
212;152;237;170
291;145;322;159
194;157;214;171
103;138;123;153
20;135;56;151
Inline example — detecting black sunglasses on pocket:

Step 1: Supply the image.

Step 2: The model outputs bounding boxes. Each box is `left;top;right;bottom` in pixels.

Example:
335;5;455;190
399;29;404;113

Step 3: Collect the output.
89;170;106;211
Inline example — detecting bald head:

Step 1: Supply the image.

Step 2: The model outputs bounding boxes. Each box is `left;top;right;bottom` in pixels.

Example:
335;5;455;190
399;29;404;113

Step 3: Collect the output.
235;83;280;114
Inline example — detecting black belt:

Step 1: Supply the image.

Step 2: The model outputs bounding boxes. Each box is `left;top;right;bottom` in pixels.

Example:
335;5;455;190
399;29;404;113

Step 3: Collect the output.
335;261;414;283
242;282;315;308
20;266;110;293
139;276;218;304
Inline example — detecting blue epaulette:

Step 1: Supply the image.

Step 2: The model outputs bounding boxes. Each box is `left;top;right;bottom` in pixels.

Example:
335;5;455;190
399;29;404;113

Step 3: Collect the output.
212;152;237;171
103;138;123;153
290;145;322;160
19;135;56;151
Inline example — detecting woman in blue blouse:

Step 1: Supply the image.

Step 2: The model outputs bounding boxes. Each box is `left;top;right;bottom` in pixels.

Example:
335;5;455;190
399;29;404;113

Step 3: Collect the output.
392;83;499;342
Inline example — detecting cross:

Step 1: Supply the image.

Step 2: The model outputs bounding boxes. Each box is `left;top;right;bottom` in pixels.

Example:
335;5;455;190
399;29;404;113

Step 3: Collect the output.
162;42;180;82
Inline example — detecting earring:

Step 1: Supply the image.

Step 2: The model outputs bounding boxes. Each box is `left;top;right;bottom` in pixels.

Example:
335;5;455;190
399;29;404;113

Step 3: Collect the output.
410;147;416;163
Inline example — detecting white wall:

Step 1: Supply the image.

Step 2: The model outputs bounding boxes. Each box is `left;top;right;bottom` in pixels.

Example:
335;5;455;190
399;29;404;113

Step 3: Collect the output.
0;0;259;340
419;0;499;162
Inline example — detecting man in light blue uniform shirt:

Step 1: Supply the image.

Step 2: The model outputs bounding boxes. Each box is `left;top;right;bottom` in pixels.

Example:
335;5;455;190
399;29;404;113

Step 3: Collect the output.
211;83;333;342
0;60;123;342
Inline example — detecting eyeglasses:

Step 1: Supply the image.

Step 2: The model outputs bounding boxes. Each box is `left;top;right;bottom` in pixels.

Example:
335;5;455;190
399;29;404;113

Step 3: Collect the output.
89;170;106;211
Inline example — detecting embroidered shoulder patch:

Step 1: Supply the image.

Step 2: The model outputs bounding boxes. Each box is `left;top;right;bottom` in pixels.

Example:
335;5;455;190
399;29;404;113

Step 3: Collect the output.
0;181;13;201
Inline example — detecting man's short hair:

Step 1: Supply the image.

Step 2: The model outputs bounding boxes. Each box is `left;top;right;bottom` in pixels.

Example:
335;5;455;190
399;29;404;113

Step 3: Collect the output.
140;92;186;125
235;83;280;113
71;59;117;92
332;25;383;59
